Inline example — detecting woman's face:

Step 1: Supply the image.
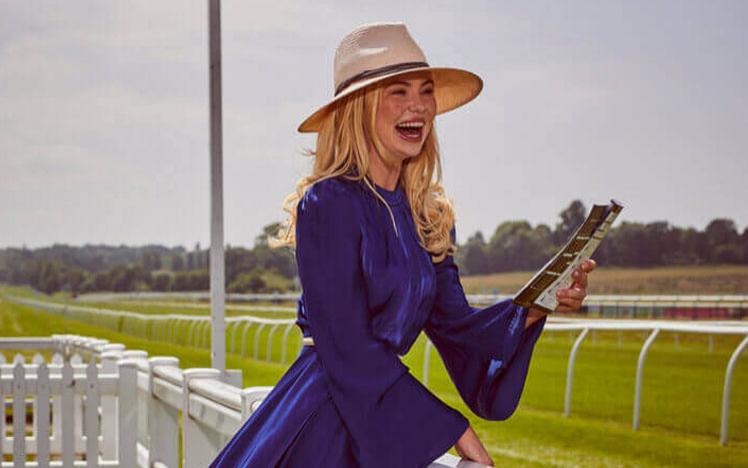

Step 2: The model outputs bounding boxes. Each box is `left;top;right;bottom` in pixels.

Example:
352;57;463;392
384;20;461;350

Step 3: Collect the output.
374;73;436;163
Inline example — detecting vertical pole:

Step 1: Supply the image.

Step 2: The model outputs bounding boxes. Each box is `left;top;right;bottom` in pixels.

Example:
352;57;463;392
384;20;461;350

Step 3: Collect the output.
208;0;226;374
423;339;433;389
565;328;589;417
633;328;660;431
720;334;748;446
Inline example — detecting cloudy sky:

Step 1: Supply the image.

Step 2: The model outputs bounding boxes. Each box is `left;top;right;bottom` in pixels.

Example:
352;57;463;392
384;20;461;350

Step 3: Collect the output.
1;1;746;248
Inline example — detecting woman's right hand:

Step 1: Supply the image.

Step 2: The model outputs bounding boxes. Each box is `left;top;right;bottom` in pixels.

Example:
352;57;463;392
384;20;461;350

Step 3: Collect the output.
454;425;494;466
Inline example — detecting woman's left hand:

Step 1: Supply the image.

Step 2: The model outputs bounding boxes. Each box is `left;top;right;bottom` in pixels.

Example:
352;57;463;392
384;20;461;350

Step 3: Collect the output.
554;259;596;313
525;259;597;328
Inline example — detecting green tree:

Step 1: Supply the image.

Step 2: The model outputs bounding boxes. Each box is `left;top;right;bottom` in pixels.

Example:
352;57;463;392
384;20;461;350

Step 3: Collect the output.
554;200;587;246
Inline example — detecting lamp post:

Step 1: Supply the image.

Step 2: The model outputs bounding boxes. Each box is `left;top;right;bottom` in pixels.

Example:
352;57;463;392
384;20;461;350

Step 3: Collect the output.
208;0;225;374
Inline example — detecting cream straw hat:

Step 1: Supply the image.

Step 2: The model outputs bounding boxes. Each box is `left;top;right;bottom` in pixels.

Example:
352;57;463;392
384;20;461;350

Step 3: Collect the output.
297;22;483;133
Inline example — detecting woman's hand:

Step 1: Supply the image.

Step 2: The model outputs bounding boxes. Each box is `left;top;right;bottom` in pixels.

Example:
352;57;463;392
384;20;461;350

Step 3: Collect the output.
554;258;596;312
454;425;494;466
525;259;597;328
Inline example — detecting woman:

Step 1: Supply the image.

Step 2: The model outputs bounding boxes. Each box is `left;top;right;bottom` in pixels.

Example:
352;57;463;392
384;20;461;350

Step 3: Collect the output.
211;22;595;468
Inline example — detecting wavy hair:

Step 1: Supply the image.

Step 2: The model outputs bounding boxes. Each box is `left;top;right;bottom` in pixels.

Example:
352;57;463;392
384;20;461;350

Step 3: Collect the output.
269;82;456;263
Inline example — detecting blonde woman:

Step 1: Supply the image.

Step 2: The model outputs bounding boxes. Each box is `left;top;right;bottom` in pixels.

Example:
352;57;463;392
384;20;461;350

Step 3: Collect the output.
211;22;595;468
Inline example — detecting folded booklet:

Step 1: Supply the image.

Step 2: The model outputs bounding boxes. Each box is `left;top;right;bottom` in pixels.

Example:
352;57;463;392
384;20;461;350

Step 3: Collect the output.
513;199;624;313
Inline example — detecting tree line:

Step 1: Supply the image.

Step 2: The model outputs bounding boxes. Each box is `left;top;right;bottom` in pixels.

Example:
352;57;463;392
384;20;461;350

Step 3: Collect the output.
1;202;746;295
0;223;295;296
454;200;748;274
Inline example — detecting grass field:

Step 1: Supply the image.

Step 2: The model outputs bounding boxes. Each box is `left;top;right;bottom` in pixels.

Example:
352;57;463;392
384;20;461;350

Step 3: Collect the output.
461;264;748;295
1;286;748;466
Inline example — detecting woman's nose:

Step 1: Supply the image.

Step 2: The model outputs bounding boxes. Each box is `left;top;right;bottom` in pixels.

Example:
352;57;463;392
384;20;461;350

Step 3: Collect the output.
408;95;427;113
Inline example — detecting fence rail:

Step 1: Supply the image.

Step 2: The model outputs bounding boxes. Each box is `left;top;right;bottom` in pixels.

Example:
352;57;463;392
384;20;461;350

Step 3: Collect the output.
74;291;748;319
3;293;748;447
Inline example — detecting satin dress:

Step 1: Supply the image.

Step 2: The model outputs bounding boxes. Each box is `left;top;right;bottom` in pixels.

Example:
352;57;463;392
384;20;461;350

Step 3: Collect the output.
210;176;547;468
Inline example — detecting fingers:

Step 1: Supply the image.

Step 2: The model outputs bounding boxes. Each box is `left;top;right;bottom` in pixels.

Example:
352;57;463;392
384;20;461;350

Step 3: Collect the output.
581;259;597;272
571;259;597;289
571;268;587;289
557;287;585;301
556;287;586;312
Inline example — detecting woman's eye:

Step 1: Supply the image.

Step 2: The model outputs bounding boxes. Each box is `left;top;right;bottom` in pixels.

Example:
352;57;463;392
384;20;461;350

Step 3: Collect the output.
422;88;434;95
392;89;406;95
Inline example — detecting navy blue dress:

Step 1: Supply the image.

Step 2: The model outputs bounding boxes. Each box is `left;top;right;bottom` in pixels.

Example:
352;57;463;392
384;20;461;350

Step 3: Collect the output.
210;176;547;468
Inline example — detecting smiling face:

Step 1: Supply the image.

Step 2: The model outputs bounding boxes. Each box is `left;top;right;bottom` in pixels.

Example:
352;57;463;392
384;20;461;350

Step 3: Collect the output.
373;73;437;164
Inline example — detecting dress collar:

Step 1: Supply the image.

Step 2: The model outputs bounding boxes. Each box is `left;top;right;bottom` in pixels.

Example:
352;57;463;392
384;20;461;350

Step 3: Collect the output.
373;180;404;206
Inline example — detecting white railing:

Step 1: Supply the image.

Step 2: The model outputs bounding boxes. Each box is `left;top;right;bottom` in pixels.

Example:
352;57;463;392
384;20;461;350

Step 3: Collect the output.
73;291;748;319
5;293;748;446
0;335;473;467
0;337;137;467
422;317;748;445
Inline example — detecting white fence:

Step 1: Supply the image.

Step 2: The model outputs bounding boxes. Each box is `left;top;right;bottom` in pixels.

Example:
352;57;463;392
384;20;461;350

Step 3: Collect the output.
75;291;748;318
4;293;748;447
0;335;471;467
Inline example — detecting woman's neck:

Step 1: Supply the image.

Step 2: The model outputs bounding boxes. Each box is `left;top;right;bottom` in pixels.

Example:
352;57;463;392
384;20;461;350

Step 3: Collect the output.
367;148;401;191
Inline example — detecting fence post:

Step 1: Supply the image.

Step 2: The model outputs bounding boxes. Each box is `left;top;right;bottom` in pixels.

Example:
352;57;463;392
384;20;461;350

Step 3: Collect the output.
182;368;223;468
85;360;100;468
61;361;75;467
148;357;181;467
240;386;274;422
240;321;254;357
36;362;51;468
13;363;26;468
100;351;122;461
281;323;295;364
253;323;267;360
117;359;138;468
267;324;281;363
633;328;660;430
423;339;433;388
720;334;748;446
565;328;589;417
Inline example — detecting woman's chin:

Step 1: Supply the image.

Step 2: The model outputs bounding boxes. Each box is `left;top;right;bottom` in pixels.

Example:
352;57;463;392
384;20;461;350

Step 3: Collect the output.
393;143;425;159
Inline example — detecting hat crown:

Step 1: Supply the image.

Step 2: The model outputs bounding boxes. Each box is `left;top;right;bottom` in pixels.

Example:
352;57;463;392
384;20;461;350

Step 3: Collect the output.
333;22;427;94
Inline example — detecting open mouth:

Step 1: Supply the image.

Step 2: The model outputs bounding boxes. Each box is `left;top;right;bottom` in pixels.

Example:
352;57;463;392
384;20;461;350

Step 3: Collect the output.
395;120;424;142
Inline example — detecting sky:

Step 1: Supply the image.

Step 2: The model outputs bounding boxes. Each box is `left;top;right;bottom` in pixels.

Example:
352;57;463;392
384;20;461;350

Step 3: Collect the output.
1;0;746;249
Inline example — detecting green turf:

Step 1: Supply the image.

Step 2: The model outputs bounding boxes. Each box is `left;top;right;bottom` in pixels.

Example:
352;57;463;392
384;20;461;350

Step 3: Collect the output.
1;287;747;467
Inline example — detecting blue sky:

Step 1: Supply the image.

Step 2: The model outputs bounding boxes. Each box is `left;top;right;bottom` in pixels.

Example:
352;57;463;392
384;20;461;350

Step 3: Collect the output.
1;0;746;248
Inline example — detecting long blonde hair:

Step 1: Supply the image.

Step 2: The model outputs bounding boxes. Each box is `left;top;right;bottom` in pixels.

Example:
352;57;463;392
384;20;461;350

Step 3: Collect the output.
269;83;456;263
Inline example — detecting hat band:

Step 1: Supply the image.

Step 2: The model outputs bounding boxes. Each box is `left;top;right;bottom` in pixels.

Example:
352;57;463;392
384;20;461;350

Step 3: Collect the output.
334;61;430;96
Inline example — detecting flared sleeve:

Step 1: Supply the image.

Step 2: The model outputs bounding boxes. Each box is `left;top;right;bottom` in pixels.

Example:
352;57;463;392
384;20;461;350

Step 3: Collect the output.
424;227;547;421
295;181;469;468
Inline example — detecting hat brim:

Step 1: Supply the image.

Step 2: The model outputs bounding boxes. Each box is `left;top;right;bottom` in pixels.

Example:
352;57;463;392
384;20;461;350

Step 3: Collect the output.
297;67;483;133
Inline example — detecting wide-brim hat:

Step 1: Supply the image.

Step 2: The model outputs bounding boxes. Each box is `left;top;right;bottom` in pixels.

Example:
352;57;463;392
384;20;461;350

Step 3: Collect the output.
298;22;483;133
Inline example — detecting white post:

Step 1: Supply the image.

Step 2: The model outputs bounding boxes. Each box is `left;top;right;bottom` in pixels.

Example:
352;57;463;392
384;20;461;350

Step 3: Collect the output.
423;339;433;388
13;363;26;468
148;357;181;467
267;324;281;362
100;351;121;461
281;323;295;363
720;334;748;446
36;363;51;468
117;360;138;468
208;0;227;375
85;360;100;468
564;328;589;417
240;322;254;357
61;361;75;466
182;368;223;468
253;323;267;360
633;328;660;430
